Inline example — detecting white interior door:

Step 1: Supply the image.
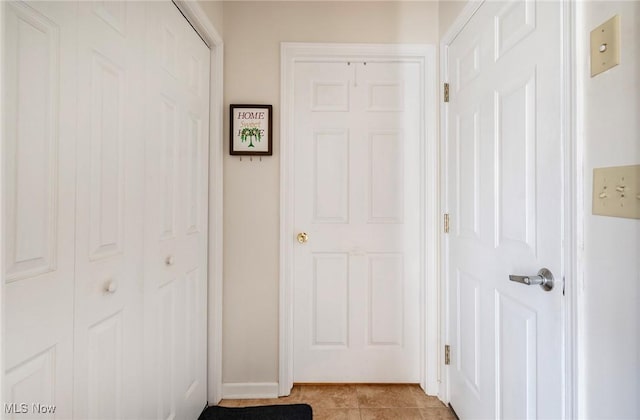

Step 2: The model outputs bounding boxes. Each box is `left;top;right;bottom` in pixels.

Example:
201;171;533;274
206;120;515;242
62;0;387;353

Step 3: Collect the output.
143;2;210;419
73;2;146;419
293;60;422;382
445;1;563;418
3;2;77;418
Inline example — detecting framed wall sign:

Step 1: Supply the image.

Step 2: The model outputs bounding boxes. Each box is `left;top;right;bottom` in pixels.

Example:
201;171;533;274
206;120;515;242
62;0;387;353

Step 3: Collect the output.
230;104;273;156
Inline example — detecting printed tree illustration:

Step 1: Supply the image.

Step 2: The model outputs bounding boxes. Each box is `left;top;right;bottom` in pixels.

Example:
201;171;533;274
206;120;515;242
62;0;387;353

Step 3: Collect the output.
240;127;262;148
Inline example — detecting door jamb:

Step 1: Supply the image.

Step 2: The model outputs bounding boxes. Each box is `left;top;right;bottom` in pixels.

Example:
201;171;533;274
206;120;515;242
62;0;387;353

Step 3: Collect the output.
279;42;439;396
172;0;225;405
438;1;579;417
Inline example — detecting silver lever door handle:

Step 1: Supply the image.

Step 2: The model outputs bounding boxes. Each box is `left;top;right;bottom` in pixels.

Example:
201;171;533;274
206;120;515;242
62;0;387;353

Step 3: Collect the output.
509;268;554;291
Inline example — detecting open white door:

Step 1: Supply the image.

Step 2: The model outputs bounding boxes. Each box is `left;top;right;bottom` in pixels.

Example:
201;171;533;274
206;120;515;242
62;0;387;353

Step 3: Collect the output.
445;1;564;418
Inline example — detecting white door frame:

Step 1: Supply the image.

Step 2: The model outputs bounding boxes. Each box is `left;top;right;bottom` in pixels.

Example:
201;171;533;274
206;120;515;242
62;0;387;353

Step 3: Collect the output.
439;1;580;417
279;43;439;396
170;1;224;405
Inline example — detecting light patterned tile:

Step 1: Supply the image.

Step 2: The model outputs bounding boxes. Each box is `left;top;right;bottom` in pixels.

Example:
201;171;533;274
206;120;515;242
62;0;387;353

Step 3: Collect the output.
217;384;455;420
313;407;361;420
409;387;448;408
356;384;422;408
298;384;359;409
420;407;457;420
360;408;423;420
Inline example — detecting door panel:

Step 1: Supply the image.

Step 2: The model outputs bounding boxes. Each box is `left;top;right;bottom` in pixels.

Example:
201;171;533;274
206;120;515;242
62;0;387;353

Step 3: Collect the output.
495;292;537;420
313;131;349;222
5;3;59;281
4;347;56;418
369;132;404;223
144;2;210;419
312;253;349;346
87;52;125;260
446;1;563;418
367;254;404;345
293;60;422;383
73;2;145;418
496;72;537;250
3;2;77;418
456;270;480;391
87;312;123;420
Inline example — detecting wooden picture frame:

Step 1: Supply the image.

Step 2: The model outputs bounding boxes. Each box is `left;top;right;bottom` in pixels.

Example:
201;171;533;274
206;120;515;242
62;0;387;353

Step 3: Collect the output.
230;104;273;156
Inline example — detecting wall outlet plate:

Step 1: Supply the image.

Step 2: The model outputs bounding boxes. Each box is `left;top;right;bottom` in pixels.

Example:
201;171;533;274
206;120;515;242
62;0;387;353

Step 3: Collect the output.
592;165;640;219
590;15;621;77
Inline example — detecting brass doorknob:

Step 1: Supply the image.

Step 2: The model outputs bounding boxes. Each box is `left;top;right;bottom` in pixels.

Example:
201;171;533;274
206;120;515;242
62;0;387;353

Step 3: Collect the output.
297;232;309;244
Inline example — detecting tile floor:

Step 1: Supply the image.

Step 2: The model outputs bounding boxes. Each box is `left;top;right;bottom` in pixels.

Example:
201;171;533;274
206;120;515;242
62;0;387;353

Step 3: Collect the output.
218;384;456;420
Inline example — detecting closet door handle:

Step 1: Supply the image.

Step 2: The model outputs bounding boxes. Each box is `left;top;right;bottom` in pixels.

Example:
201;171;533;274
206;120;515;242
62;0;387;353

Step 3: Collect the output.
105;279;118;294
165;255;175;266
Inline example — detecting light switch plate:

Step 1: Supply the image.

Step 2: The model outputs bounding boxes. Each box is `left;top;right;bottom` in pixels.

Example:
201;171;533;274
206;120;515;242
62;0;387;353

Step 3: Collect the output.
592;165;640;219
590;15;621;77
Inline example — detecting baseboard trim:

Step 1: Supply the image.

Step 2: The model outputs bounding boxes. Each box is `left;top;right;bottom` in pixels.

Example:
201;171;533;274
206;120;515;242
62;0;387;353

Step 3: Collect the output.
221;382;279;399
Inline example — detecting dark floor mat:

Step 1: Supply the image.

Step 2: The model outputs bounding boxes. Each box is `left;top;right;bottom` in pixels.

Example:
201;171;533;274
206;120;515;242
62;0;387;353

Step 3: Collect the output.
198;404;313;420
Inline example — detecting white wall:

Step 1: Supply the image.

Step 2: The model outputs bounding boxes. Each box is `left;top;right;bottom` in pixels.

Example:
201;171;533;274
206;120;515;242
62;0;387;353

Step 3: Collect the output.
438;0;469;37
219;1;439;386
203;1;640;412
200;0;224;37
579;2;640;418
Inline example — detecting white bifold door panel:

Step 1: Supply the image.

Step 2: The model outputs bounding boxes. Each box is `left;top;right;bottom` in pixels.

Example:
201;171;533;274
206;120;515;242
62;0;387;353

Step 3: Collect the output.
3;2;78;419
293;61;421;382
73;2;146;419
445;1;563;419
3;1;210;419
143;2;210;420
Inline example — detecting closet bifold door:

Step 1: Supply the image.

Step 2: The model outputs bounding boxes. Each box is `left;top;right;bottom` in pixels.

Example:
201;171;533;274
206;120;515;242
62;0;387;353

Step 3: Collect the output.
73;2;146;419
142;2;210;420
3;2;77;419
3;2;209;418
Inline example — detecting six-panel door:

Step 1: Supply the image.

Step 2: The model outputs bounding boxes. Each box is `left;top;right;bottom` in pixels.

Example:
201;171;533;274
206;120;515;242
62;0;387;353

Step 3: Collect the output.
293;60;423;382
446;1;564;418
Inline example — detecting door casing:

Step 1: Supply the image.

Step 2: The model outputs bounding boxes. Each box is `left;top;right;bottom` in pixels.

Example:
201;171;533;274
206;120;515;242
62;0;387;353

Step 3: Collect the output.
279;43;439;397
439;1;580;416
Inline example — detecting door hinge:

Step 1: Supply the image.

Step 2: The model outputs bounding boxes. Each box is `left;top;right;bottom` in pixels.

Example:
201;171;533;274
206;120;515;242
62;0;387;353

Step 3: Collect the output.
444;213;450;233
445;345;451;365
444;83;450;103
